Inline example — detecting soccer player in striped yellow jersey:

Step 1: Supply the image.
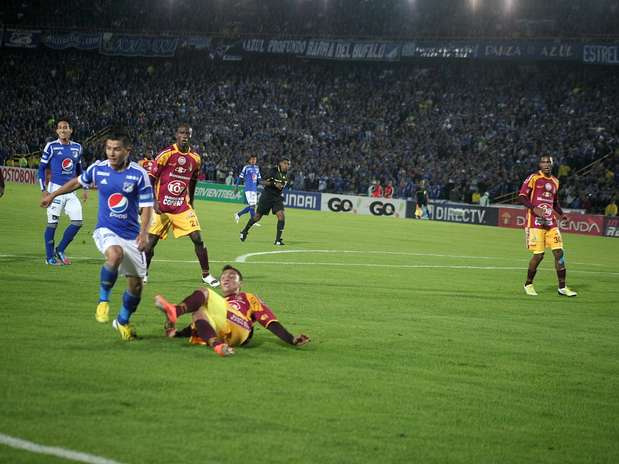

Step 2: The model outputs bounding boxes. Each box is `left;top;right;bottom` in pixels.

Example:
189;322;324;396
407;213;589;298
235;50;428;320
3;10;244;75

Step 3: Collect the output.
145;123;219;287
154;265;310;356
518;155;577;297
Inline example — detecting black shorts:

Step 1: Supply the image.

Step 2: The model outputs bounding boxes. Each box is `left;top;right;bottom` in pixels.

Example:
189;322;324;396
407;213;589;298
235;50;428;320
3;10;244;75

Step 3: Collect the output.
257;192;284;215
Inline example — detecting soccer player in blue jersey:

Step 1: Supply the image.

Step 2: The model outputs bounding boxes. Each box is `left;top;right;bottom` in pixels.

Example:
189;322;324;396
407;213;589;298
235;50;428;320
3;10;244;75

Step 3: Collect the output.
38;117;87;265
234;154;261;225
41;129;154;341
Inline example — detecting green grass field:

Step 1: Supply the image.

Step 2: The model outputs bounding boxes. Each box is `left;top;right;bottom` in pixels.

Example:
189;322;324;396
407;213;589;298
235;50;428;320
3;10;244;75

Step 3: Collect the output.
0;183;618;464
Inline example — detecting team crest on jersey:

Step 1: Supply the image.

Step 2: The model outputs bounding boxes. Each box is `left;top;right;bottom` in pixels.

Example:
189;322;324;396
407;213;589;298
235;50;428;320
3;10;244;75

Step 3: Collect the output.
544;182;553;192
177;156;186;166
61;158;74;173
108;193;128;213
122;182;134;193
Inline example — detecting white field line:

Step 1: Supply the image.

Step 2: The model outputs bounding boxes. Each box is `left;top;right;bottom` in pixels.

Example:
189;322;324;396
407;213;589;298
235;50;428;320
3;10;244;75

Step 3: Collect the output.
0;251;616;276
0;432;123;464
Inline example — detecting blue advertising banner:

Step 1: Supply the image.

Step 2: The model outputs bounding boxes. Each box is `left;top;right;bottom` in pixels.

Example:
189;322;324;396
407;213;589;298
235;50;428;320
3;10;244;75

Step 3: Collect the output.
42;31;101;50
480;40;581;61
181;36;211;50
583;44;619;65
401;41;479;59
304;39;401;61
3;29;42;48
100;33;178;57
283;190;321;210
240;38;400;61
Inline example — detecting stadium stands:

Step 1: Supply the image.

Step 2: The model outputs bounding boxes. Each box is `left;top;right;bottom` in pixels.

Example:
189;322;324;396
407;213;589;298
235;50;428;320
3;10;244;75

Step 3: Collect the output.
0;47;617;212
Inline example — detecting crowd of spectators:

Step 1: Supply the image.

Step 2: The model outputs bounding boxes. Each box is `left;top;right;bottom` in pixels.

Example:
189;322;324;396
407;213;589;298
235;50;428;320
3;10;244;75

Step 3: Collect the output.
0;48;617;213
2;0;618;38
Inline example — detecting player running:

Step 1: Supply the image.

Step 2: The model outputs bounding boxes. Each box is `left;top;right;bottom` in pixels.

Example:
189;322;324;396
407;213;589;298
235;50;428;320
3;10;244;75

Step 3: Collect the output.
38;117;87;265
144;123;219;287
234;153;261;226
41;128;154;339
239;157;290;246
154;264;310;356
518;154;577;297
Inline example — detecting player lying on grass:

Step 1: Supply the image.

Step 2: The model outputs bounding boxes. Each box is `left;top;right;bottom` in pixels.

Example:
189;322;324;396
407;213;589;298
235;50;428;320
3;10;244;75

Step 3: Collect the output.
154;264;310;356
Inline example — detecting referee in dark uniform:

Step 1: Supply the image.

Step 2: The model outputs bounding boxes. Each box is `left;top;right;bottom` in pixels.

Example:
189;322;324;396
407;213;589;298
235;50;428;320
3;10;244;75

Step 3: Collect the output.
240;158;290;245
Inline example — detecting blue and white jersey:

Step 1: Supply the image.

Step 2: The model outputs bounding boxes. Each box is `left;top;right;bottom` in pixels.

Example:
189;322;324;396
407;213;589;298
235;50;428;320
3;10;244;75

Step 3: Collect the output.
38;139;83;191
79;160;154;240
238;164;261;192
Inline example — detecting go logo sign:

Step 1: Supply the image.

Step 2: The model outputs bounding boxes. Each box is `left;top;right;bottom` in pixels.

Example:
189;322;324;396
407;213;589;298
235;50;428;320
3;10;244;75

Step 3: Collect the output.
369;201;395;216
327;197;353;212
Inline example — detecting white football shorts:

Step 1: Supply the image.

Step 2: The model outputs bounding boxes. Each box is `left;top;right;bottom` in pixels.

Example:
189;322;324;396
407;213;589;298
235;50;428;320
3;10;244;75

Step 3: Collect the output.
46;183;83;223
93;227;147;277
245;191;257;207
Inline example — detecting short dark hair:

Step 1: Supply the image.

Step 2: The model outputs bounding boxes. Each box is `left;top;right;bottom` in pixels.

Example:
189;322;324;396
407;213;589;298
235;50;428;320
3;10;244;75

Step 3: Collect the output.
540;154;553;162
56;116;71;128
248;154;257;161
106;127;131;148
222;264;243;281
281;157;290;163
177;122;191;131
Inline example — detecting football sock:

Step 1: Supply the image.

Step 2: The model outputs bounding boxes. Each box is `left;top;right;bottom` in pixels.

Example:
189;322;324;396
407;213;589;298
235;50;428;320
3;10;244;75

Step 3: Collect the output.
249;206;256;219
44;225;56;259
276;219;285;241
57;223;81;253
117;290;140;325
195;319;219;346
238;206;251;216
177;290;206;317
557;268;566;288
99;264;118;302
194;242;210;274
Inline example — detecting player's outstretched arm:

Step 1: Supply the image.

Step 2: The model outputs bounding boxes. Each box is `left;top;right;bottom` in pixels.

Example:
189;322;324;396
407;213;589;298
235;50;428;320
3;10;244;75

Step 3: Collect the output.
267;321;310;347
40;177;81;207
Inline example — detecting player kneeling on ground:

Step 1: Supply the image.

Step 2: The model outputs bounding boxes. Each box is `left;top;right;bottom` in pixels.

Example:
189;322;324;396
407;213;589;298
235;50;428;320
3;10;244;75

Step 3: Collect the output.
154;265;310;356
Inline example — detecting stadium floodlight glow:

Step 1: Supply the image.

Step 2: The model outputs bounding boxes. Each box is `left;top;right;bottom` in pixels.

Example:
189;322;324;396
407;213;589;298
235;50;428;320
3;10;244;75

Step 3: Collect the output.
468;0;480;11
505;0;515;13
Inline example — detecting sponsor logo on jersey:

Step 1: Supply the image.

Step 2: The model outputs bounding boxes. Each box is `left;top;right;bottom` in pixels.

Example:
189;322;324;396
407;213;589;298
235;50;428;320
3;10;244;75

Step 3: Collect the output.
167;180;186;196
162;196;184;207
61;158;74;173
108;193;129;214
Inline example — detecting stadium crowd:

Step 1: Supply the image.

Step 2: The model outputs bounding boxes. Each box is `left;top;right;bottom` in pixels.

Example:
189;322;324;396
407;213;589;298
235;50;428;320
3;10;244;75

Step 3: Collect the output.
0;48;617;213
2;0;618;38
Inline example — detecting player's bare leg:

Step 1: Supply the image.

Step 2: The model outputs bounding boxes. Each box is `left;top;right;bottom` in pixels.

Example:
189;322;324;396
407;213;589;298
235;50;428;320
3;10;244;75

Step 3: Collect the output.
553;249;577;297
143;233;160;283
274;210;285;246
189;231;220;287
524;252;543;296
